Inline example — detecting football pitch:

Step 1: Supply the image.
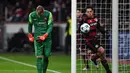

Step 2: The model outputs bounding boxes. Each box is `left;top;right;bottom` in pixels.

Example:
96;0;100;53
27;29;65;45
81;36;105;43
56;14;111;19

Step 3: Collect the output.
0;53;71;73
76;59;111;73
77;58;130;73
0;53;130;73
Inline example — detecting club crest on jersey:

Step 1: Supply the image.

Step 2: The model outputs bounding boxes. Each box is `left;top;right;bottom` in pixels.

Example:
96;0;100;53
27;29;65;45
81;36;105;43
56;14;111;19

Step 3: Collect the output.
44;17;47;21
88;20;93;23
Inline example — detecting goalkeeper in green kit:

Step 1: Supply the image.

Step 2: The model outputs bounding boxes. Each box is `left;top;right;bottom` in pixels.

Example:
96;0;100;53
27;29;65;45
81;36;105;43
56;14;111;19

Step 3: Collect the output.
28;5;53;73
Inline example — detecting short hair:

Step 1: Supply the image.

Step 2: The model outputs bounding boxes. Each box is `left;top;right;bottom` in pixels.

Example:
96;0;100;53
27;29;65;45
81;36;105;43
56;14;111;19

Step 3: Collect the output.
36;5;44;10
77;9;81;13
86;5;94;11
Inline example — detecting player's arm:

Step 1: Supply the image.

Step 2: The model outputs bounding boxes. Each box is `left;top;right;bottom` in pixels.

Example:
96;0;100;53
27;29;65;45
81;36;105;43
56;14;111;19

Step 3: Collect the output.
28;13;34;42
28;13;33;33
97;21;105;35
46;12;53;34
65;21;69;36
97;21;109;38
38;12;53;41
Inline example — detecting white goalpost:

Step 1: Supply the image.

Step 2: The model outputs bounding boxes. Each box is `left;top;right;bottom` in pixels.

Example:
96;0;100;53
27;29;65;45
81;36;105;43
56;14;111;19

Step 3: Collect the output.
71;0;76;73
112;0;118;73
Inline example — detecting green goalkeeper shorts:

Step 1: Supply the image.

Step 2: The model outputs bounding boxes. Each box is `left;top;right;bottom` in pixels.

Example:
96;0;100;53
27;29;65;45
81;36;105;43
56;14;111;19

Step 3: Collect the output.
34;39;52;57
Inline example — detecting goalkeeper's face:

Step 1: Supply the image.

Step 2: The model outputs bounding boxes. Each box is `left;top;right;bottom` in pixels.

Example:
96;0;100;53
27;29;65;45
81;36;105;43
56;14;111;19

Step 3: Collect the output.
36;5;44;16
86;8;94;18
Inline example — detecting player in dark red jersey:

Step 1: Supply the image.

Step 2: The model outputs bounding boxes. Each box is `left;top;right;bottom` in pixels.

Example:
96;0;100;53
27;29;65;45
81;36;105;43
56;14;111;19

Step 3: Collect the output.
79;6;112;73
77;10;99;70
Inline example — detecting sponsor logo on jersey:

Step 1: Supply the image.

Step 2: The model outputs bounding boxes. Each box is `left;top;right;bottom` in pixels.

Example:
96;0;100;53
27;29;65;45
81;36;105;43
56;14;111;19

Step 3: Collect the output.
34;19;37;20
87;18;98;24
89;23;97;26
39;22;46;24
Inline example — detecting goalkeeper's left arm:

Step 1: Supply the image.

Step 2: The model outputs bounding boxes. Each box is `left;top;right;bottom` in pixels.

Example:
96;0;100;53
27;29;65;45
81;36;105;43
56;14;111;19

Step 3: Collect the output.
46;12;53;34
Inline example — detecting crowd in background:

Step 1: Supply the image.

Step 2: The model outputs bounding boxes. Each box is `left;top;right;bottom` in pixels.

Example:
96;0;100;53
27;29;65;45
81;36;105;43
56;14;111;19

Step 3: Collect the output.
0;0;71;22
0;0;71;53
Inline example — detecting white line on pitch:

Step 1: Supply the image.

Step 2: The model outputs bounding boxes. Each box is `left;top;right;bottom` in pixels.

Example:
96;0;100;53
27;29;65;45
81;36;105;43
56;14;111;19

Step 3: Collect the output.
0;70;36;71
0;56;61;73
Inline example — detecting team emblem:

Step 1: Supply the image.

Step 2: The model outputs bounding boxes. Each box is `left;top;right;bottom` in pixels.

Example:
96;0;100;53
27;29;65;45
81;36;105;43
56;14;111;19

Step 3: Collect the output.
44;17;47;21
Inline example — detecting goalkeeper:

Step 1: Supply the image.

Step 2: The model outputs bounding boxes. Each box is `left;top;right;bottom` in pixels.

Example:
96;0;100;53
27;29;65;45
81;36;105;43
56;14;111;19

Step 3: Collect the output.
28;5;53;73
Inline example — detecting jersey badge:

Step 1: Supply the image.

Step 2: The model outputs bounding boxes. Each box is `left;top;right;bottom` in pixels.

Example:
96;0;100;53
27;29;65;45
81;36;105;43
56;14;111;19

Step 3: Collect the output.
44;17;47;21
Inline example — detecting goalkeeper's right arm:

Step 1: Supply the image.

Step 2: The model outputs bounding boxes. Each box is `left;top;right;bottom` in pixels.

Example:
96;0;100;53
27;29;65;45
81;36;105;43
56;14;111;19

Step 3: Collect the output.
28;13;34;42
28;13;33;33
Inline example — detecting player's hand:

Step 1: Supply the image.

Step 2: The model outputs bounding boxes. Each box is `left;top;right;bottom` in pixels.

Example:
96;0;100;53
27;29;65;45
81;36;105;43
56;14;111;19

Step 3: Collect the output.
28;33;34;42
37;33;48;41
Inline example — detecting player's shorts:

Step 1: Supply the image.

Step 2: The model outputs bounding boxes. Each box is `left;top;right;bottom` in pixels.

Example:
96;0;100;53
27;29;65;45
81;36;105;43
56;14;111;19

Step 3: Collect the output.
85;39;100;53
34;39;52;57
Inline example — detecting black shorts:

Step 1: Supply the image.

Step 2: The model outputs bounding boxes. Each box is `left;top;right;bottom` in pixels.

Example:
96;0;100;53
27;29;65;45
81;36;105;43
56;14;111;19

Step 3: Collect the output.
86;39;100;53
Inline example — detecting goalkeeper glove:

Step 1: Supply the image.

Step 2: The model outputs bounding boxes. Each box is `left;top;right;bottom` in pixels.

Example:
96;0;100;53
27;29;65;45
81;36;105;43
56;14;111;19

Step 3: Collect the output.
37;33;48;41
28;33;34;42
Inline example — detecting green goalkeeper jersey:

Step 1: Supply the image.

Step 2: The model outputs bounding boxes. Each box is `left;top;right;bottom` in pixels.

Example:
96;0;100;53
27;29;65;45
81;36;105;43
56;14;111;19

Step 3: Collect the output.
28;10;53;40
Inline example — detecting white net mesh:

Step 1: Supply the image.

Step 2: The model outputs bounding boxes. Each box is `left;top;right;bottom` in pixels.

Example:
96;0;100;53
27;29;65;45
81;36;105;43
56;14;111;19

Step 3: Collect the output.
76;0;130;73
118;0;130;73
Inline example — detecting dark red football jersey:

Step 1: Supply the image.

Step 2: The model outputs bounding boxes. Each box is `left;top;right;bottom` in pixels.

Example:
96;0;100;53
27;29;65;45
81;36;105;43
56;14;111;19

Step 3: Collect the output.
79;14;105;41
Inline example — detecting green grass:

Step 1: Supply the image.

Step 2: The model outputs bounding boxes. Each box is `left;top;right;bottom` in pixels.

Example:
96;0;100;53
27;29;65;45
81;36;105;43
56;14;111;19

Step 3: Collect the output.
76;56;130;73
0;53;71;73
76;58;112;73
0;53;130;73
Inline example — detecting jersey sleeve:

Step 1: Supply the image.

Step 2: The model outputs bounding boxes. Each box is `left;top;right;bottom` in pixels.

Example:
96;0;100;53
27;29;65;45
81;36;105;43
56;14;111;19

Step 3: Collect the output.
46;12;53;34
97;21;105;35
28;13;33;33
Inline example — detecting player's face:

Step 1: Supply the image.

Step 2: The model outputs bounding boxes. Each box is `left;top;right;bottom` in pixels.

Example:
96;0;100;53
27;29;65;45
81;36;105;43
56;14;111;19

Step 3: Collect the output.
36;7;44;16
86;8;94;18
76;10;81;17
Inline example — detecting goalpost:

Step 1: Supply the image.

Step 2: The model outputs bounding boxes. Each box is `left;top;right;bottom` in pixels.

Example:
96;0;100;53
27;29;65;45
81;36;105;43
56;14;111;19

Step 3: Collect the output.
112;0;118;73
72;0;130;73
71;0;76;73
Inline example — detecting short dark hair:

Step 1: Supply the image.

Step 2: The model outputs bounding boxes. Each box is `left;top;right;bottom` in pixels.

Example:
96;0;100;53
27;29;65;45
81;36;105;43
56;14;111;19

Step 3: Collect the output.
86;5;94;11
36;5;44;10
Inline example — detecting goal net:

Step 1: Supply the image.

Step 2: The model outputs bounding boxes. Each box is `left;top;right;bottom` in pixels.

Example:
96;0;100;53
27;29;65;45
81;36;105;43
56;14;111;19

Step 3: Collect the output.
76;0;130;73
118;0;130;73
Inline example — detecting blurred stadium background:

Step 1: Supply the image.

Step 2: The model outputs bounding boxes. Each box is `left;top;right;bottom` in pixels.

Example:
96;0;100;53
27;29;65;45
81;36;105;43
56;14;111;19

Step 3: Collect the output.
0;0;71;73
